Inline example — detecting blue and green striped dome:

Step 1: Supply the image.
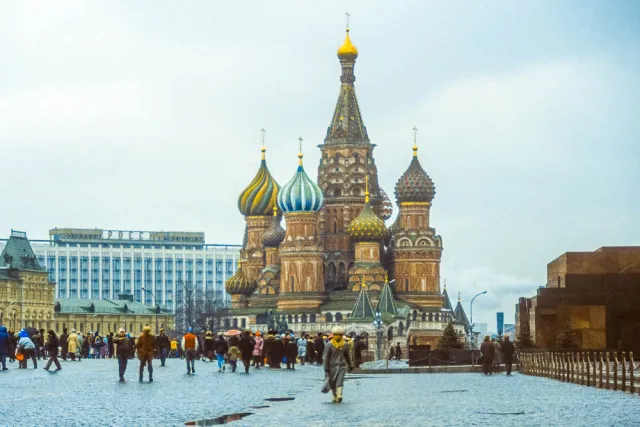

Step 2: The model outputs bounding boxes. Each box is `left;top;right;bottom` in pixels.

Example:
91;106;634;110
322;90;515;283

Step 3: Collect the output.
238;149;280;216
277;154;324;213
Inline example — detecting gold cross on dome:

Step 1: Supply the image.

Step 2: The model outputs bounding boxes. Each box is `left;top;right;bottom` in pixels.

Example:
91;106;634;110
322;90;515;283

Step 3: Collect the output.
345;12;350;30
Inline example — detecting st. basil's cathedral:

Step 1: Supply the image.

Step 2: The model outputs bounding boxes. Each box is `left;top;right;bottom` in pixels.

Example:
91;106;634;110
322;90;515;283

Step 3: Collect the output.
225;28;470;350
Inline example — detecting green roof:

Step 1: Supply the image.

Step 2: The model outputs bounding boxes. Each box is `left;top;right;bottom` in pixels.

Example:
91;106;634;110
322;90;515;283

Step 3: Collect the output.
55;298;171;316
351;286;375;319
442;288;454;311
376;282;397;315
0;231;45;271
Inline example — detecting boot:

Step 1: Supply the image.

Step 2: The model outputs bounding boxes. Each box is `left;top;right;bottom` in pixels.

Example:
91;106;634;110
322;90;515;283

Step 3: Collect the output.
331;388;338;403
149;372;153;382
336;386;343;403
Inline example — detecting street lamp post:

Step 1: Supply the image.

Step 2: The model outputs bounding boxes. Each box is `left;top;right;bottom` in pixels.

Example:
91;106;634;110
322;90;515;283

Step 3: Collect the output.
469;290;487;349
373;310;384;361
141;287;159;335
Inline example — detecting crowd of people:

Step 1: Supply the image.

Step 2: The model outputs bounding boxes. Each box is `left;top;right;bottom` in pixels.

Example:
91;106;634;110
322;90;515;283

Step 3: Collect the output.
479;335;515;375
0;324;358;402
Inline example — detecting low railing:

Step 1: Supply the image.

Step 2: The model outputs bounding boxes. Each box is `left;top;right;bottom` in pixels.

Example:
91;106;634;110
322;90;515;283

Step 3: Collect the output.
519;350;639;396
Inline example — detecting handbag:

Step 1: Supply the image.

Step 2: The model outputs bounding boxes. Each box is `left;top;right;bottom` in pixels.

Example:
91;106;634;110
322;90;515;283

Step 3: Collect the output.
15;353;24;361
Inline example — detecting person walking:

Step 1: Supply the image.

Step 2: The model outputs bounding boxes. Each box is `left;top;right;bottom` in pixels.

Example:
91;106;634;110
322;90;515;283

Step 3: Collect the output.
296;334;307;366
395;342;402;360
16;330;36;369
501;336;515;375
239;331;254;374
323;327;354;403
314;333;325;365
156;329;170;366
44;330;62;371
214;332;228;372
480;336;495;376
252;331;263;368
136;326;156;382
492;337;502;373
182;328;198;375
107;332;114;359
227;337;240;373
114;328;132;382
269;335;284;369
59;328;69;361
67;329;79;361
285;335;298;370
203;331;215;362
0;326;9;371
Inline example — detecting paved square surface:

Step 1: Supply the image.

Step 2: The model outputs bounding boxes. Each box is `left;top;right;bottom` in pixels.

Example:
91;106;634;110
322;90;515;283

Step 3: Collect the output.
2;358;639;426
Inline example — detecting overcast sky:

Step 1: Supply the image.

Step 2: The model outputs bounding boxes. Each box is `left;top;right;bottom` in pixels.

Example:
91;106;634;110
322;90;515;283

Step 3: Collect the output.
1;1;639;329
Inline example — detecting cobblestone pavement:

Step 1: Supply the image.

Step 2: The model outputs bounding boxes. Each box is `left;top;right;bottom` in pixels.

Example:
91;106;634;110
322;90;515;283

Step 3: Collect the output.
1;358;639;426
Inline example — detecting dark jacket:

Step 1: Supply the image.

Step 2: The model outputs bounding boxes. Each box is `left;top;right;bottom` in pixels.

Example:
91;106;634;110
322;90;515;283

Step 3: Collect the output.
239;336;254;361
204;336;215;354
480;341;495;360
270;339;284;363
59;333;69;350
285;339;298;360
156;333;170;350
0;326;9;355
114;335;132;357
502;340;515;359
314;337;325;353
46;335;59;356
214;337;228;355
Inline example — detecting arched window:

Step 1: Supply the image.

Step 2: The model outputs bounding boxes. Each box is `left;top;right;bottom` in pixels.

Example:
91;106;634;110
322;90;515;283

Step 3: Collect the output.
301;314;308;323
294;314;298;324
335;312;343;322
232;318;238;328
325;313;333;322
435;313;439;322
288;314;293;324
399;322;404;336
310;314;317;323
224;319;230;329
428;313;433;322
412;310;417;321
388;326;394;341
405;278;409;292
422;312;427;321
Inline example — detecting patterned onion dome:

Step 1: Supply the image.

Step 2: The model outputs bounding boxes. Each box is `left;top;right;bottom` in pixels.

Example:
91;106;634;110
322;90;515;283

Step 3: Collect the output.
277;153;324;213
262;207;286;248
379;187;394;221
394;145;435;203
337;28;358;60
225;263;257;296
238;148;280;216
348;178;387;241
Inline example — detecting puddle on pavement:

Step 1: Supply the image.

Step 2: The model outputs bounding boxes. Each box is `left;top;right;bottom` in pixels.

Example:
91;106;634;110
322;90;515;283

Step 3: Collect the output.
185;412;253;426
250;405;270;409
441;390;469;393
265;397;295;402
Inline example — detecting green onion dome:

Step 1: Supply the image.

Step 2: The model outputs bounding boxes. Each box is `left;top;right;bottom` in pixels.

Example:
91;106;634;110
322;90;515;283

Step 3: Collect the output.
225;262;257;296
394;145;435;204
238;148;280;216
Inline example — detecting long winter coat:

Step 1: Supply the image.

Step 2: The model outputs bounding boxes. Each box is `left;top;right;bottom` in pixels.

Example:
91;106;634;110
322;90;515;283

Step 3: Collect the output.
239;336;254;361
136;332;156;361
59;333;69;351
253;336;263;357
0;326;8;355
296;337;307;358
285;339;298;362
269;339;284;367
492;341;502;364
46;335;59;356
214;337;228;356
67;333;79;354
323;341;353;388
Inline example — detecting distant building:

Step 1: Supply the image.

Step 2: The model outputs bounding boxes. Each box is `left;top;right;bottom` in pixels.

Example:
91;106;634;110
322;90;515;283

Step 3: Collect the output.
503;324;515;340
0;227;241;312
0;230;56;331
54;294;174;337
474;322;488;338
516;246;640;354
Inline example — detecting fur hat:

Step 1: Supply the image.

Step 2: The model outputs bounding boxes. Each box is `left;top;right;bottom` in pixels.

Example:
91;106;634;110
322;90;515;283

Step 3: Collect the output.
206;331;213;336
143;325;152;332
119;328;125;333
331;326;345;335
218;332;224;337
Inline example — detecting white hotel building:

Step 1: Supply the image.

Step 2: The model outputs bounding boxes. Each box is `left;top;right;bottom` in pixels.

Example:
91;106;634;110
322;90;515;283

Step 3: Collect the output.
0;228;241;312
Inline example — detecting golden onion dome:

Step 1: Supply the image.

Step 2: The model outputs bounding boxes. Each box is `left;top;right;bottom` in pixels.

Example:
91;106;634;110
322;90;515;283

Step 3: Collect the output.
348;177;387;241
224;262;257;296
238;147;280;216
337;29;358;60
